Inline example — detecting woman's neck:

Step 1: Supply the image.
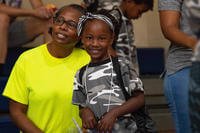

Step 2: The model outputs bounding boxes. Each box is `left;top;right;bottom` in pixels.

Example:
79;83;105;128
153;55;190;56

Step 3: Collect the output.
47;42;74;58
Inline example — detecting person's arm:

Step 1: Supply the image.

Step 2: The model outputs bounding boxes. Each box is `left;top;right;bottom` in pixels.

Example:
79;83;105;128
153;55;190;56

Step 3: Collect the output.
9;100;43;133
29;0;55;19
29;0;44;9
29;0;55;17
159;10;197;49
0;3;49;19
97;91;144;131
79;107;97;129
0;4;37;17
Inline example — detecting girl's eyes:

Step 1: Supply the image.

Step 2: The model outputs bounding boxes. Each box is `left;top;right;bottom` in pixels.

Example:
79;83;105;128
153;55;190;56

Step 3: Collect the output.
85;36;92;40
99;37;106;41
83;36;107;41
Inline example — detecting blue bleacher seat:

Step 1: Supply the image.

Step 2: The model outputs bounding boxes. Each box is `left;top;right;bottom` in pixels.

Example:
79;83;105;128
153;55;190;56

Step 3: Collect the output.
137;48;165;75
1;47;29;76
0;115;19;133
0;76;19;133
0;77;8;112
0;47;29;133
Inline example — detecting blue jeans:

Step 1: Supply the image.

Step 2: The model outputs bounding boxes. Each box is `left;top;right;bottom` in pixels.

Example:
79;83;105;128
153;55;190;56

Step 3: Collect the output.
164;67;191;133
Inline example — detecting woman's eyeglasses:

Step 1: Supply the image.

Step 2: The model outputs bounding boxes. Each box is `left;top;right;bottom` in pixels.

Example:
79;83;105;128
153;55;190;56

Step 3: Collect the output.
53;16;77;30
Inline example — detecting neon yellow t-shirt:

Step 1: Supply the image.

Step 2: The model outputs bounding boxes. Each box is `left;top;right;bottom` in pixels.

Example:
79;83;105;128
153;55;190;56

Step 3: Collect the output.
3;44;90;133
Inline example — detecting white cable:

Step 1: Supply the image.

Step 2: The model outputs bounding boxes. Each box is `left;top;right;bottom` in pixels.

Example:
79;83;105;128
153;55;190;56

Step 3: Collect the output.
106;55;113;112
84;64;90;104
72;117;82;133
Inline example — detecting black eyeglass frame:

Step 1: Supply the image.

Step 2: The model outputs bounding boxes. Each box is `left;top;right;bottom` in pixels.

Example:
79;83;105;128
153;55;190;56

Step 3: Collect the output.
53;16;78;30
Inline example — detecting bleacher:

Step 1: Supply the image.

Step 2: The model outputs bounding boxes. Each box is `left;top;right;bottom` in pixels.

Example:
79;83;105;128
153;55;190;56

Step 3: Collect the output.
0;48;29;133
137;48;174;132
0;47;174;132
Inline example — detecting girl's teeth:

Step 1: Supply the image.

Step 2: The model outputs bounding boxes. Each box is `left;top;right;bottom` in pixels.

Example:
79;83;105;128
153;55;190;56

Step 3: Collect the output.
57;34;65;39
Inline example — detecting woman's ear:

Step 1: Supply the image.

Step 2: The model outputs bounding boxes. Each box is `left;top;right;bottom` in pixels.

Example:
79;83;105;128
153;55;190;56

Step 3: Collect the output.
112;33;116;43
50;17;54;26
48;27;53;35
80;36;86;49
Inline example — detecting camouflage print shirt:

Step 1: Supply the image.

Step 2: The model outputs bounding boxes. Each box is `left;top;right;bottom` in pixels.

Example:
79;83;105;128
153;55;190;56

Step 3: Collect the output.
83;0;121;10
185;0;200;39
185;0;200;62
111;7;139;75
72;57;143;119
185;1;200;132
72;56;143;131
0;0;22;8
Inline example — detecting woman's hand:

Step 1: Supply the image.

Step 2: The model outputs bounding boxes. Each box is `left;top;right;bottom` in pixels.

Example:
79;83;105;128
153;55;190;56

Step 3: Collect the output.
9;100;43;133
33;5;55;19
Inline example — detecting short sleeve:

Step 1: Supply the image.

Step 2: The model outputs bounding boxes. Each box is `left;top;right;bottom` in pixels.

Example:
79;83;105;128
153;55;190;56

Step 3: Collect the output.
2;54;29;105
185;0;200;37
72;70;87;107
158;0;182;11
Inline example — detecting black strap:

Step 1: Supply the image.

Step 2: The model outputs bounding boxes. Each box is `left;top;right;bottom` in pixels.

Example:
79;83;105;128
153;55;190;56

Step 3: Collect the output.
78;65;87;85
112;57;130;100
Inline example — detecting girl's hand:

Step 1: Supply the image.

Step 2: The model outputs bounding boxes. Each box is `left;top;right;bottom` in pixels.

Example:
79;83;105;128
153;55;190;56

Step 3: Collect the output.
97;110;118;132
80;107;97;129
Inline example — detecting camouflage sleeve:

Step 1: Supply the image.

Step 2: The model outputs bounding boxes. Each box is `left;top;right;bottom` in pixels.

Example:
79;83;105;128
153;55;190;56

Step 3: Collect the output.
185;0;200;38
119;57;144;96
72;70;87;107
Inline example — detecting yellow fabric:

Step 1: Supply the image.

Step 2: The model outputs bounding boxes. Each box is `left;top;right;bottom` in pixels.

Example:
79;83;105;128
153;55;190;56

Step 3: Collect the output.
3;44;90;133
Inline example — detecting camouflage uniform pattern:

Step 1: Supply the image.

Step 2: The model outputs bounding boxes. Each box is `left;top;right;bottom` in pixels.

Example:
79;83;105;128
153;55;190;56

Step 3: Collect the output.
73;57;142;132
185;0;200;132
83;0;122;10
185;0;200;38
189;42;200;133
113;7;139;75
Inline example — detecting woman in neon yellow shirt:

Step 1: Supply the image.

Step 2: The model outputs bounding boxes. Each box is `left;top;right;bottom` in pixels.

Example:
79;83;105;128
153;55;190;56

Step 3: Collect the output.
3;4;90;133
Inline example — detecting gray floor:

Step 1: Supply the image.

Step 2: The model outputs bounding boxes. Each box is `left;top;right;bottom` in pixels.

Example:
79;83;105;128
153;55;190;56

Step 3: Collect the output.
142;76;175;132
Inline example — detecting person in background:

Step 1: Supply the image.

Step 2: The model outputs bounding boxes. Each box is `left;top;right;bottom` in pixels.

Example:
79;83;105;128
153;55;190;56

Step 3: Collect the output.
2;4;90;132
81;0;154;75
0;0;56;72
158;0;198;133
81;0;121;12
72;12;144;132
185;0;200;132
